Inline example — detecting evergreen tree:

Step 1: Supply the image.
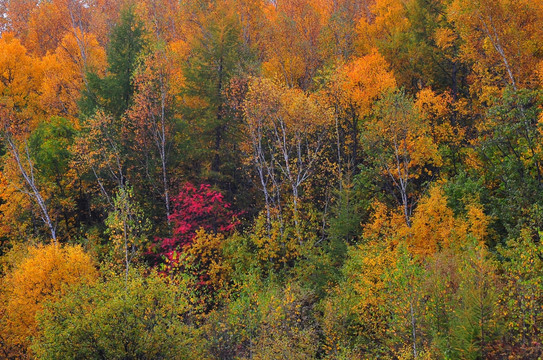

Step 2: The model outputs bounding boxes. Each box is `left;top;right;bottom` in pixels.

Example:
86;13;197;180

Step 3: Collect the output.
81;5;148;119
181;2;252;186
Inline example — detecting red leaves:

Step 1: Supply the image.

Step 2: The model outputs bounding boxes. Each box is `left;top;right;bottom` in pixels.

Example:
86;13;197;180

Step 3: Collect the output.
150;182;240;265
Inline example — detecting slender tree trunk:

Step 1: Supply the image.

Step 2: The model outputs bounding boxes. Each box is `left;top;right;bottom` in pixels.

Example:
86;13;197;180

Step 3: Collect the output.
479;13;517;90
158;71;171;225
7;137;58;244
334;112;343;189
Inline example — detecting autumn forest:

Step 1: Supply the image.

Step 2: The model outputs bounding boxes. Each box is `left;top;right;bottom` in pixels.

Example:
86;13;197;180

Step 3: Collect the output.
0;0;543;358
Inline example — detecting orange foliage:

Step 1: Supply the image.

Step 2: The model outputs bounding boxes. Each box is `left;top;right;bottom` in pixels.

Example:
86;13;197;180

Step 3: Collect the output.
409;185;464;255
0;244;97;356
330;49;397;118
363;200;407;244
40;30;106;120
0;33;43;134
261;0;329;89
0;169;32;242
447;0;543;93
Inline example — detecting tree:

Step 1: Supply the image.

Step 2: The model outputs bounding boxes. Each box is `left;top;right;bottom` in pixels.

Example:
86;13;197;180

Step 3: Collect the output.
385;245;425;359
447;0;543;94
363;89;441;227
28;117;79;241
408;185;489;255
206;277;319;359
327;178;364;262
82;4;148;118
2;135;59;243
362;182;490;260
40;30;106;120
356;0;470;96
105;186;150;281
32;269;205;360
3;0;94;56
474;88;543;238
242;78;332;235
260;0;328;90
323;49;396;173
0;244;97;358
498;230;543;357
450;242;501;359
320;239;396;357
75;110;127;209
73;6;149;232
181;0;248;181
320;0;373;61
127;46;179;224
0;33;59;242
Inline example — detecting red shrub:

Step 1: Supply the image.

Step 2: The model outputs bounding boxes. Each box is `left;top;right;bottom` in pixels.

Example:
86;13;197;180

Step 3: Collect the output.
149;183;240;267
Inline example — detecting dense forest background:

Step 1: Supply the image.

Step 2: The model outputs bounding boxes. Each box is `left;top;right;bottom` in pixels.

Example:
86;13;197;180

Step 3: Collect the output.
1;0;543;358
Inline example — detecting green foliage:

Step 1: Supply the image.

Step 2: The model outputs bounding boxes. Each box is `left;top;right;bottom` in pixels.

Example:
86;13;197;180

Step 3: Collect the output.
82;5;148;118
449;242;502;359
322;178;366;294
385;246;425;358
205;275;319;360
422;249;459;358
497;230;543;356
105;186;150;274
29;117;76;179
181;3;251;183
32;269;204;360
28;117;79;240
328;179;363;251
444;171;487;217
476;88;543;238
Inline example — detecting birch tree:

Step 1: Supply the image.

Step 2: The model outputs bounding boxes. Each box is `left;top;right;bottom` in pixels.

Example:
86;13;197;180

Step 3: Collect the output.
243;78;332;237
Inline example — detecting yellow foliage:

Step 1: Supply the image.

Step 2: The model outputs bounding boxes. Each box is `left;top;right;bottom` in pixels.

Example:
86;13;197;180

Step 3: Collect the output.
465;203;489;243
364;185;490;256
262;56;306;89
0;244;97;356
249;282;319;360
434;27;458;51
251;210;300;270
365;90;443;193
321;239;396;356
414;88;466;157
260;0;327;88
356;0;410;55
186;229;231;292
350;240;397;310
